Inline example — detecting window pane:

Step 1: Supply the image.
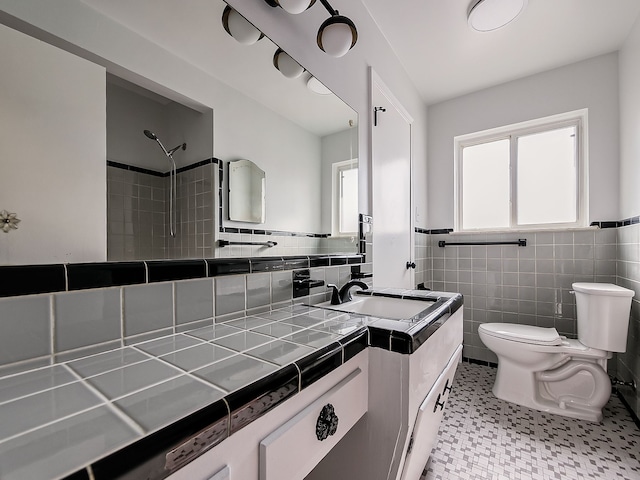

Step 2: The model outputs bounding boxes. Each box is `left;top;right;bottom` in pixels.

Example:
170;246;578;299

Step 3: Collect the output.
339;167;358;233
462;139;510;229
517;126;577;225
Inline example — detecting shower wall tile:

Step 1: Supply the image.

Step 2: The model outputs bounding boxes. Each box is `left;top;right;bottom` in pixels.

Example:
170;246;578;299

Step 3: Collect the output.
616;223;640;420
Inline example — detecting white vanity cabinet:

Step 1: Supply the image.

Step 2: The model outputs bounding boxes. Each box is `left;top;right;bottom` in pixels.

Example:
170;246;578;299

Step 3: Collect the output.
399;344;463;480
168;349;369;480
307;306;464;480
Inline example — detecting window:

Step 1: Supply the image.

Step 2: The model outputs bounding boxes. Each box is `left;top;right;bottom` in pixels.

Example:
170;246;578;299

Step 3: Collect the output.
332;159;358;236
454;110;587;232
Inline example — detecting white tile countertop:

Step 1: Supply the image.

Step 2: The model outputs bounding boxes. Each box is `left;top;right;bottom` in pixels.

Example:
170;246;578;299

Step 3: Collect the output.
0;290;462;480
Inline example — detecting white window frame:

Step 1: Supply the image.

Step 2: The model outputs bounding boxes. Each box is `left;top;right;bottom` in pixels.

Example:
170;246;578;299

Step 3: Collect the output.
332;159;358;237
454;109;589;232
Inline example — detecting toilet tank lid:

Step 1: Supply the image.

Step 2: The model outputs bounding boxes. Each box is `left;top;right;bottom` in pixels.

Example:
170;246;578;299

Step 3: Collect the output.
479;323;563;346
572;283;634;297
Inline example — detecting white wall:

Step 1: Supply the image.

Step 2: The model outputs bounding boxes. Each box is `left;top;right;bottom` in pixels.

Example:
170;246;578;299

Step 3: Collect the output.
0;24;106;265
427;53;620;229
107;83;213;171
619;15;640;219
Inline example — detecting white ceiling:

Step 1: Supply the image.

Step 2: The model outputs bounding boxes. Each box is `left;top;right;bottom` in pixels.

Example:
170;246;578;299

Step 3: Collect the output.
77;0;640;127
80;0;357;137
361;0;640;105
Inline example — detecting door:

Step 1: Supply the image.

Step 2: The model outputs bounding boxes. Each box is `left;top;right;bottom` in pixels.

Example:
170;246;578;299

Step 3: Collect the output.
371;69;414;289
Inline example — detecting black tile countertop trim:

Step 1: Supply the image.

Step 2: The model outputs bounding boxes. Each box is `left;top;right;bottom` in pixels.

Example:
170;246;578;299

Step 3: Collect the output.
0;264;66;297
61;289;461;480
91;399;229;480
146;260;208;283
295;342;343;390
67;262;146;291
249;256;285;273
0;254;363;298
207;258;251;276
227;364;299;435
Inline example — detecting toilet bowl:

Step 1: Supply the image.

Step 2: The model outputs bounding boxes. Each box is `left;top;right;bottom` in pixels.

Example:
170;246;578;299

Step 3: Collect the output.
478;283;634;422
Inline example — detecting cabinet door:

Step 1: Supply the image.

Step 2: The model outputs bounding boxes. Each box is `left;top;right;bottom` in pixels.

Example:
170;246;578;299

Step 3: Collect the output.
400;344;463;480
259;367;368;480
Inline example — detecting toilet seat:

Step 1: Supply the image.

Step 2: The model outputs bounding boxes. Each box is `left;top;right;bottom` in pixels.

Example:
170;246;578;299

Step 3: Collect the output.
478;323;563;346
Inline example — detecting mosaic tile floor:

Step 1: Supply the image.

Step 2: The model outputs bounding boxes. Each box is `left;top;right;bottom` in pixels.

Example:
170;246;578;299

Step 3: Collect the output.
422;362;640;480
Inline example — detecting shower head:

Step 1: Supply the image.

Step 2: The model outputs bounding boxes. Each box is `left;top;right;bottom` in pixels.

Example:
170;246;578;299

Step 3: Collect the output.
143;129;157;140
143;130;186;158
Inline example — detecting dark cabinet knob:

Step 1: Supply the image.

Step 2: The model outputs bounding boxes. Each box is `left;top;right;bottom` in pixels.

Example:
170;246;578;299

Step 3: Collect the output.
433;393;445;413
406;261;416;269
316;404;339;441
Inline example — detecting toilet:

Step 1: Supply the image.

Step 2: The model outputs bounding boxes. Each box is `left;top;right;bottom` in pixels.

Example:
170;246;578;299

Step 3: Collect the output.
478;283;634;422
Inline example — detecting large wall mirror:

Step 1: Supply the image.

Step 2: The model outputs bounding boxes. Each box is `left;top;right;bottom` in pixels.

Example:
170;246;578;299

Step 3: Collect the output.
0;0;358;265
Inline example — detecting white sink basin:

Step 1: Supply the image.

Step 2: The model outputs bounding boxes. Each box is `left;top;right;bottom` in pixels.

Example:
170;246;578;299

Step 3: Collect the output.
316;295;433;320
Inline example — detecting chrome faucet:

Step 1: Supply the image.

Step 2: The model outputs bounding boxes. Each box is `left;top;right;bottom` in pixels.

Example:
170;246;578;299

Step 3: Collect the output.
327;280;369;305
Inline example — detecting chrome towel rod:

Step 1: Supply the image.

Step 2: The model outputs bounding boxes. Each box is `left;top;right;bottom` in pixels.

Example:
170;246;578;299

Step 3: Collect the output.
218;240;277;248
438;239;526;247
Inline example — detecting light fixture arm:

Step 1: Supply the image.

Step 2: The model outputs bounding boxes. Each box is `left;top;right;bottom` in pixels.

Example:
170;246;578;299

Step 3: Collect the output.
318;0;338;16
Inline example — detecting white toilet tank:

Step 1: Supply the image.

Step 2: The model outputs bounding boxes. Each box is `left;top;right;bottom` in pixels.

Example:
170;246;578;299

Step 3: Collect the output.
573;283;634;352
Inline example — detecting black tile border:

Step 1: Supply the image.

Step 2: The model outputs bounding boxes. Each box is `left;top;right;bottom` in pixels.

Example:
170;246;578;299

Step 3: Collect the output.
0;264;66;298
208;258;251;276
146;260;207;283
67;262;146;291
295;342;343;390
90;398;229;480
339;328;368;362
61;289;461;480
63;469;91;480
1;254;363;298
227;364;299;435
107;158;218;178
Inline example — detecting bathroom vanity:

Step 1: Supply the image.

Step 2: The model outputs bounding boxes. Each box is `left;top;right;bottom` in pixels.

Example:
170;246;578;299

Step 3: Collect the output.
0;287;462;480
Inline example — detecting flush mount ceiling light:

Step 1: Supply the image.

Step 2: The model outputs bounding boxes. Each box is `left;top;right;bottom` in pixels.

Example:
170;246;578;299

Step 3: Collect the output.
264;0;316;15
467;0;528;32
273;48;305;78
265;0;358;58
222;5;264;45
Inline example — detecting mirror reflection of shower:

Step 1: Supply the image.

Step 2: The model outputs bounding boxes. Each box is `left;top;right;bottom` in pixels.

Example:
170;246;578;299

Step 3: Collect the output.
143;130;186;238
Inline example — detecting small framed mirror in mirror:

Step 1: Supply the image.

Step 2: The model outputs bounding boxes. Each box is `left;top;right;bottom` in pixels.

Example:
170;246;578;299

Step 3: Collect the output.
228;159;266;223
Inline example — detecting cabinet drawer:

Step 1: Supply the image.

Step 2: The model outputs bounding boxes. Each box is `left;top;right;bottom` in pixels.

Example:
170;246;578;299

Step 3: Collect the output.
400;344;463;480
259;367;367;480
